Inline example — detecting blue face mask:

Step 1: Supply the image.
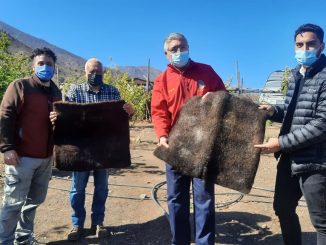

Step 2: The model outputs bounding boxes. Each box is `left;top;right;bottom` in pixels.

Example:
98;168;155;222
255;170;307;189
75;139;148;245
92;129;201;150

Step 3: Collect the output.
171;51;190;68
295;50;319;66
35;65;54;81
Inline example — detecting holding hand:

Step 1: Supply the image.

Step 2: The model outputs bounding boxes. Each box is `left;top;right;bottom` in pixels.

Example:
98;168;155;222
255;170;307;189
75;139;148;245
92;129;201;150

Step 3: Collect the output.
158;136;169;148
258;104;275;113
254;137;280;154
49;111;57;125
123;103;134;116
4;150;20;166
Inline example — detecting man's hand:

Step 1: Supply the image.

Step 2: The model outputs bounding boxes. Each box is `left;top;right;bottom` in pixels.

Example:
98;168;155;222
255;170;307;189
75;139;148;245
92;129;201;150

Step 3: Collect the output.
49;111;57;125
254;137;280;154
202;92;212;99
4;150;20;166
123;103;134;116
258;104;274;113
158;136;169;148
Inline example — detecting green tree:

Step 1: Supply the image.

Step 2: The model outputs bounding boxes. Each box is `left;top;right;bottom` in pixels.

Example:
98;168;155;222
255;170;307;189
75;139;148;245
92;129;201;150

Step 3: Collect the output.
60;75;85;100
281;67;291;95
0;32;32;101
103;68;152;120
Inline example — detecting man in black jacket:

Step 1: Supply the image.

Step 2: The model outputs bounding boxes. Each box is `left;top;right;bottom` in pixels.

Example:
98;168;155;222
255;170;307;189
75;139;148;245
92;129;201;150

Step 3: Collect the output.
255;23;326;245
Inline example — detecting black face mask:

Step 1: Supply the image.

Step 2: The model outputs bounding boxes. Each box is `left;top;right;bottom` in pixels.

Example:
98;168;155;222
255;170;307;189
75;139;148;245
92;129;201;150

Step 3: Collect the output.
87;73;103;87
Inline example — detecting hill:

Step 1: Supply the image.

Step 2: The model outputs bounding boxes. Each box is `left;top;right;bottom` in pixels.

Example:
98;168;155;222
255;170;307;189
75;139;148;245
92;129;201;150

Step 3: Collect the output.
118;66;162;82
0;21;161;83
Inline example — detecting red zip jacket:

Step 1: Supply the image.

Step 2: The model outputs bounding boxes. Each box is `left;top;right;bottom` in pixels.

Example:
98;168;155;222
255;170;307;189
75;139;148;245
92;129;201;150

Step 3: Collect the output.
151;60;226;139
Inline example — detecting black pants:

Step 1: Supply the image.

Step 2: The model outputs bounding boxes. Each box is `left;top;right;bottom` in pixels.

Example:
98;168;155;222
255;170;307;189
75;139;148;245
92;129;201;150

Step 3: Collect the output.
274;156;326;245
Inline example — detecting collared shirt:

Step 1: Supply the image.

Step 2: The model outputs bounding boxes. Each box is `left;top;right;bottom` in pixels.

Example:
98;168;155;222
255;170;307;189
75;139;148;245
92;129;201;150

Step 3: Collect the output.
65;82;120;103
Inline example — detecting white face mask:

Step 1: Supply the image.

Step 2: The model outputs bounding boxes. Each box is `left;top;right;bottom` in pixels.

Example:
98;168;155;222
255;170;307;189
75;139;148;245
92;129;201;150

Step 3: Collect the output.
171;51;190;68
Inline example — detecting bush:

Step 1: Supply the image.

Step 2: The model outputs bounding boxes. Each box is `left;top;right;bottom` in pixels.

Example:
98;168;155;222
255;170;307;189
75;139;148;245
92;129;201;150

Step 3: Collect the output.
266;120;273;127
281;67;291;95
104;69;152;121
0;32;32;101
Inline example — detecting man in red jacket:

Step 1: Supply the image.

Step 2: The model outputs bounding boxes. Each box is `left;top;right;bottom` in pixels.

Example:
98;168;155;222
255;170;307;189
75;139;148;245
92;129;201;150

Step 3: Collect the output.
151;32;226;245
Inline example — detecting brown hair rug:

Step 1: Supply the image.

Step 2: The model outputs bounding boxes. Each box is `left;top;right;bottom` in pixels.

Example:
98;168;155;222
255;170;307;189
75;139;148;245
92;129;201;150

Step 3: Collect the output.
154;91;270;193
53;101;131;171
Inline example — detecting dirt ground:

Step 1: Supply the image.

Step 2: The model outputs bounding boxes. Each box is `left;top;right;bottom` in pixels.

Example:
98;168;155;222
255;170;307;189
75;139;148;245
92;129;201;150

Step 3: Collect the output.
0;122;316;245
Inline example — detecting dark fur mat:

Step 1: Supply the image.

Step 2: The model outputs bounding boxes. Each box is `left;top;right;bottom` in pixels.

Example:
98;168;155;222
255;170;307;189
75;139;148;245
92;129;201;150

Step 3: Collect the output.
154;91;270;193
53;101;131;171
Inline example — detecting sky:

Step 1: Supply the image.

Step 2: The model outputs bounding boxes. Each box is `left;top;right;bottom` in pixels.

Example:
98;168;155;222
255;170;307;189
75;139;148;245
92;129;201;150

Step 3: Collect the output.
1;0;326;89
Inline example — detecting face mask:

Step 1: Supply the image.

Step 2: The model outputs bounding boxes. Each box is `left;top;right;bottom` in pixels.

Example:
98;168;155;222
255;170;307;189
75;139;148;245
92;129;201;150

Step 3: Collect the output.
171;51;190;68
295;50;319;66
35;65;54;81
88;73;103;87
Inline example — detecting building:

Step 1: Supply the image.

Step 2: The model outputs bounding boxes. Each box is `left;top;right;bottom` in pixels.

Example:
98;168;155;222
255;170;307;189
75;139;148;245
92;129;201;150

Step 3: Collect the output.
259;70;285;106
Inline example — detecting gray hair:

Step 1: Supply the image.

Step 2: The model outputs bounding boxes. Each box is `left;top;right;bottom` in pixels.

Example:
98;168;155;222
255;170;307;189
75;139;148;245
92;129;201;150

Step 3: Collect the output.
84;58;103;72
163;32;189;51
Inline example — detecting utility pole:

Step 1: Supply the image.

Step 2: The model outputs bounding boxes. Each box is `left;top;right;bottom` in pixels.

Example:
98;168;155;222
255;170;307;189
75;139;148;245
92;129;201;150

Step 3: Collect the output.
56;66;59;85
236;61;241;95
146;58;150;92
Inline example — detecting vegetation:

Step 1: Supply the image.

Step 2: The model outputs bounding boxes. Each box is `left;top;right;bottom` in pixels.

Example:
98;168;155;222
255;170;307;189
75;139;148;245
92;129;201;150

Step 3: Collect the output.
104;68;152;121
281;67;291;95
266;119;273;127
0;32;151;121
62;68;152;121
59;75;84;98
0;32;32;101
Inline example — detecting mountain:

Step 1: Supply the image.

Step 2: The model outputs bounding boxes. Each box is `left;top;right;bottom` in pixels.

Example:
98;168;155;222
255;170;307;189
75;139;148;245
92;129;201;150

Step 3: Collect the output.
118;66;162;82
0;21;85;83
0;21;161;83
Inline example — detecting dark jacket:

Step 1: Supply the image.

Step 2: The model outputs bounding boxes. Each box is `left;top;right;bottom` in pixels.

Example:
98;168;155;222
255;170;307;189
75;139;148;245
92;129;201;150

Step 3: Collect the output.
271;54;326;174
0;75;62;158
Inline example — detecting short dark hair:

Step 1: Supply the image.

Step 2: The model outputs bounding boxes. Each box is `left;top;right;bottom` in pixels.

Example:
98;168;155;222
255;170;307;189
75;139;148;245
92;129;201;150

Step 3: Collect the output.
31;47;57;63
294;23;324;43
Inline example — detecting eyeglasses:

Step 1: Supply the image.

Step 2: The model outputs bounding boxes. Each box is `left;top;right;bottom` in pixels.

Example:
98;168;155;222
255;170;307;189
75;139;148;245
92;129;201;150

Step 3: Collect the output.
168;45;188;54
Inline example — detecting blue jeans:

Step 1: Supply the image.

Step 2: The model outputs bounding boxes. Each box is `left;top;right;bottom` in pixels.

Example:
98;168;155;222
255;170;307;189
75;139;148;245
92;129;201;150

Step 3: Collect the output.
0;156;52;245
166;164;215;245
274;156;326;245
69;169;109;228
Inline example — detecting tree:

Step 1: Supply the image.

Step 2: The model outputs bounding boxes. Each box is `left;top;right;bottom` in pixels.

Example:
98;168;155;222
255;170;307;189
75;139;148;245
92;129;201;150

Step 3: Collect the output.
60;75;85;99
281;67;291;95
60;67;152;121
103;68;152;120
0;32;32;101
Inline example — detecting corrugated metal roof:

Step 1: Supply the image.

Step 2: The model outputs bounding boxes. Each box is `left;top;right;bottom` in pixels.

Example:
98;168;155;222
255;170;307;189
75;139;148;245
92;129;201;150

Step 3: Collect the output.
259;70;285;106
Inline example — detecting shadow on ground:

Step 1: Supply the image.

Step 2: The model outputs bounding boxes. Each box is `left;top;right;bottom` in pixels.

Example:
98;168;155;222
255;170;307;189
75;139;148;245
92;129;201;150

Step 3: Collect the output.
51;161;165;178
215;211;315;244
45;211;316;245
46;215;170;245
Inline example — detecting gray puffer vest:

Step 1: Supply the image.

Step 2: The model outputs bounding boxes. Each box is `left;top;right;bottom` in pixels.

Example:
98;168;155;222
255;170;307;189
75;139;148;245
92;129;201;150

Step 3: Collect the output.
272;54;326;174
